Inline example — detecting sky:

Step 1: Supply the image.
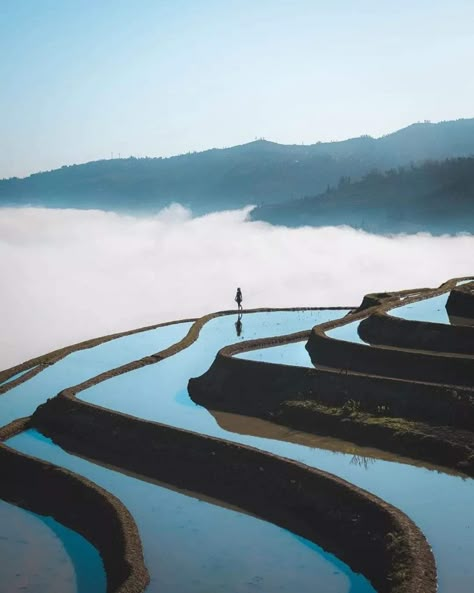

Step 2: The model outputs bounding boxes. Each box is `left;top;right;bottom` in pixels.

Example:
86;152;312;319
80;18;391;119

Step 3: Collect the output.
1;205;473;368
1;0;474;178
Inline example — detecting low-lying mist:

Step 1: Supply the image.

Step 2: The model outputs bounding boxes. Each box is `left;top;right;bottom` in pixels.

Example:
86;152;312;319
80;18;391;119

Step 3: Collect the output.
1;205;472;369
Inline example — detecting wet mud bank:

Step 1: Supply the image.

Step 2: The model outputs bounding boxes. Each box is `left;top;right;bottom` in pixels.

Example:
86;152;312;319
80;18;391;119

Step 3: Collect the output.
31;393;436;593
0;420;149;593
276;401;474;476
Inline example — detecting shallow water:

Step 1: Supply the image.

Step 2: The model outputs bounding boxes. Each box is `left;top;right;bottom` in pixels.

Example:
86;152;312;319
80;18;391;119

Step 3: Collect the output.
236;340;312;366
0;322;192;426
6;310;376;593
390;293;451;324
325;319;367;344
77;309;474;593
9;430;373;593
0;366;37;387
0;499;105;593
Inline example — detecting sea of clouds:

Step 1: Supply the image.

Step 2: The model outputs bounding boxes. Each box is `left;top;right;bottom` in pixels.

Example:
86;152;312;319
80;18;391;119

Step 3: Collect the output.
1;204;473;369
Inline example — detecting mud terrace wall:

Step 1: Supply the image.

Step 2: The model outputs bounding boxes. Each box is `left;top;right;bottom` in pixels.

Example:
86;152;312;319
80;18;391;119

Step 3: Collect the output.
31;392;436;593
0;420;149;593
358;312;474;355
190;346;474;430
0;318;197;394
305;280;474;389
307;330;474;386
189;278;474;474
7;294;473;593
446;284;474;319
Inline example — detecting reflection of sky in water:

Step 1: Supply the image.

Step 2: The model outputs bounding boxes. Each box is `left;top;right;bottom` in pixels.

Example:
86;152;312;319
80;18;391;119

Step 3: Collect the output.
390;293;450;324
326;320;366;344
77;310;474;593
0;366;36;386
9;429;373;593
236;340;312;366
0;322;192;426
0;499;105;593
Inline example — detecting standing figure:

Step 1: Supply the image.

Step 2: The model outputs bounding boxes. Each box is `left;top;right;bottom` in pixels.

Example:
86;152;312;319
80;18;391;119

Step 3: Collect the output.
235;287;243;311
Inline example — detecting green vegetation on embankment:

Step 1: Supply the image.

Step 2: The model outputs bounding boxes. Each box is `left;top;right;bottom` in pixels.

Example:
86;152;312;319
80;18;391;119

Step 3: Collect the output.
251;156;474;234
272;399;474;476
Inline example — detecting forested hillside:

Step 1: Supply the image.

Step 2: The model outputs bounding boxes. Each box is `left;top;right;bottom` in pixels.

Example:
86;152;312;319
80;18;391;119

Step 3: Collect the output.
1;118;474;215
251;157;474;234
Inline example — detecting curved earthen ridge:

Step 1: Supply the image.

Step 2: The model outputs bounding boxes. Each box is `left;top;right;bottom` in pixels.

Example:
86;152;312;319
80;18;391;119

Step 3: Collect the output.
0;317;198;394
0;307;352;592
0;419;149;593
307;279;474;388
358;310;474;355
2;305;432;593
189;342;474;471
446;282;474;320
356;280;474;355
1;304;450;592
0;306;346;395
191;284;474;429
189;278;474;471
31;393;436;593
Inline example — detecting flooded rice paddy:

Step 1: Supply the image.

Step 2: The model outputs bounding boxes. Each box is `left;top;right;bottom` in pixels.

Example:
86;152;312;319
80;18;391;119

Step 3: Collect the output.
0;499;105;593
0;321;192;427
3;308;474;592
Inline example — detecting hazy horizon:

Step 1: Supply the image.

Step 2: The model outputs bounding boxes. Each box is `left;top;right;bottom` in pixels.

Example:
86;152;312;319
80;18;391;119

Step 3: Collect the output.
2;0;474;178
3;116;473;181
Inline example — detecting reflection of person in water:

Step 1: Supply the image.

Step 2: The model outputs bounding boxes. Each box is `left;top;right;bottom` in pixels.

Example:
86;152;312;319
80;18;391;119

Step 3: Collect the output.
235;313;243;337
235;287;243;311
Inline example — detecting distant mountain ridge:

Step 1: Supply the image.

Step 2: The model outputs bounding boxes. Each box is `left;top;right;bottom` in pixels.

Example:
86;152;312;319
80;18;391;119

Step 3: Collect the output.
251;157;474;235
1;118;474;216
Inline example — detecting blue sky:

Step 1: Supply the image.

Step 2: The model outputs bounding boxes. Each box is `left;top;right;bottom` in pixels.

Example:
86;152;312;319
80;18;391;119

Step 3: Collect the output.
1;0;473;178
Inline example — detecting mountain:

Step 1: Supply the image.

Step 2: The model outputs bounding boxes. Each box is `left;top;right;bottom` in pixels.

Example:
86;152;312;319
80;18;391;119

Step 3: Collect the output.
251;157;474;235
1;118;474;215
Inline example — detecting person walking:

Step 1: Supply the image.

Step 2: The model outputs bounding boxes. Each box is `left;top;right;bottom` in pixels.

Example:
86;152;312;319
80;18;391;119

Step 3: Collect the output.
235;287;243;311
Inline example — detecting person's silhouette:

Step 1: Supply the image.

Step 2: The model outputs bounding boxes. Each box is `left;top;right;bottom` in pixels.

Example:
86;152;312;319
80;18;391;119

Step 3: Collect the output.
235;287;243;311
235;313;243;337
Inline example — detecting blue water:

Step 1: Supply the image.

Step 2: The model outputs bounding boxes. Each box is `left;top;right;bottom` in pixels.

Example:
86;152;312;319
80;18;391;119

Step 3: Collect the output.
390;293;451;324
0;322;192;427
326;320;366;344
0;498;105;593
236;340;312;366
9;430;373;593
237;314;369;364
0;366;36;387
75;309;474;593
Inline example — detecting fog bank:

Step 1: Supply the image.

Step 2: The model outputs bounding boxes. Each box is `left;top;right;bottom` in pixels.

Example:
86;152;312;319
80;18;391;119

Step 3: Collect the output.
1;205;472;369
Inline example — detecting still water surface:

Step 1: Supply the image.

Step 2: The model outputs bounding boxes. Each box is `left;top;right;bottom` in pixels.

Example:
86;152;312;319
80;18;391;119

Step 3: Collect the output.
0;499;105;593
76;310;474;593
390;293;451;324
9;427;373;593
8;310;376;593
0;322;192;426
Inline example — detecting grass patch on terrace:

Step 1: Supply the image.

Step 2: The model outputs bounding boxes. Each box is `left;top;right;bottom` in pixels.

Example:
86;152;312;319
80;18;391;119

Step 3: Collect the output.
273;399;474;476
